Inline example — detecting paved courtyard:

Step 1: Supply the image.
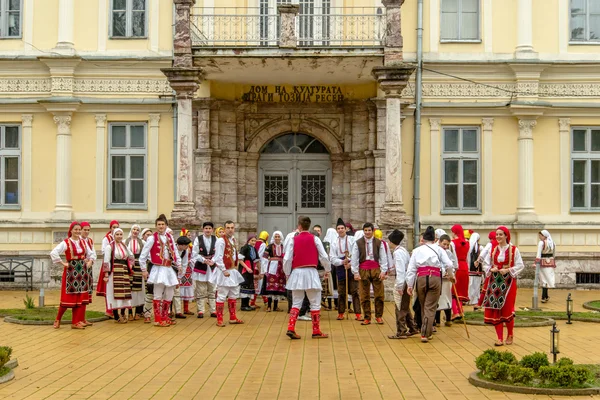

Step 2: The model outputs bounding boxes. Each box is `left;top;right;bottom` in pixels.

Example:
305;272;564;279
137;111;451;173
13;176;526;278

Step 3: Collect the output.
0;288;599;400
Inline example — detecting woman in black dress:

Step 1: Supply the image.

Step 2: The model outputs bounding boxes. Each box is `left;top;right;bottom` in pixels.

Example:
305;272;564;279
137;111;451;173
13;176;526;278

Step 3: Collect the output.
239;235;259;311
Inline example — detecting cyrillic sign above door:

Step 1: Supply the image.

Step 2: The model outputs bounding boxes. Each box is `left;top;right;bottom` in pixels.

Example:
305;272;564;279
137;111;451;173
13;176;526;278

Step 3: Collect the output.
241;85;344;103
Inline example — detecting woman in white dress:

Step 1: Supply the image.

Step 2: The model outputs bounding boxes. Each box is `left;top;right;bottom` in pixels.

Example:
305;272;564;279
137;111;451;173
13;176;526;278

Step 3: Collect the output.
435;234;456;327
103;228;135;323
535;230;556;303
125;224;146;320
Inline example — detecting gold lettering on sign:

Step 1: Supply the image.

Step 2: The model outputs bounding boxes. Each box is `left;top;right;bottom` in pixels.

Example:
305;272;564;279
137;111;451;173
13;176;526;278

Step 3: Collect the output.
241;85;345;103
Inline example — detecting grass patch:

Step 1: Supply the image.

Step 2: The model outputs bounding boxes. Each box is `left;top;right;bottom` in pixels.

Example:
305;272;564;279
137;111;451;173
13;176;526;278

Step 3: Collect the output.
0;366;9;378
464;310;600;322
588;301;600;310
0;307;105;321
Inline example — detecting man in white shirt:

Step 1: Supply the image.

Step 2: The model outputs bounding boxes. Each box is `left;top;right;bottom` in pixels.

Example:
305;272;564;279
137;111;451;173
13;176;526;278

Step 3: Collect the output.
329;218;360;320
387;229;418;339
351;222;388;325
191;222;218;318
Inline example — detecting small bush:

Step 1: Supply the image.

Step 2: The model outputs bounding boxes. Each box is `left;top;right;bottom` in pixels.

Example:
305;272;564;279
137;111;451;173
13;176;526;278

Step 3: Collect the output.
0;346;12;368
520;352;550;372
487;361;511;381
572;366;594;386
475;349;517;375
499;351;518;365
539;365;559;384
539;365;593;387
508;365;535;385
23;294;35;309
556;357;574;367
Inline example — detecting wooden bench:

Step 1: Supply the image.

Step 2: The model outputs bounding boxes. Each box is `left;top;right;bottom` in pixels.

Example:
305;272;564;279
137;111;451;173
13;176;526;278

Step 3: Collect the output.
0;258;34;291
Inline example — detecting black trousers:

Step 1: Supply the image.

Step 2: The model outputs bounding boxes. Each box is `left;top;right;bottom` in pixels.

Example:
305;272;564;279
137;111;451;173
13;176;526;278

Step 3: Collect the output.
413;299;422;327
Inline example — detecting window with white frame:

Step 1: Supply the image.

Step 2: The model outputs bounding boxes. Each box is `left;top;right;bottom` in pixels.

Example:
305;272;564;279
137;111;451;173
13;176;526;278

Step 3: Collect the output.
111;0;147;38
570;0;600;42
0;0;21;38
440;0;480;41
442;127;480;212
571;127;600;210
108;124;147;208
0;125;20;207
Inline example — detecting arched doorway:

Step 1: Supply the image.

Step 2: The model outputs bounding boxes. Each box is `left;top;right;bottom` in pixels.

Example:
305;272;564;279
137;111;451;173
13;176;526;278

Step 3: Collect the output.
258;132;332;235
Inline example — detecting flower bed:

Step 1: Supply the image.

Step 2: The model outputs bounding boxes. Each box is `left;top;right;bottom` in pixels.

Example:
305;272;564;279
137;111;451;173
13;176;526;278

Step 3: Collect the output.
469;349;600;395
0;346;14;384
0;307;108;325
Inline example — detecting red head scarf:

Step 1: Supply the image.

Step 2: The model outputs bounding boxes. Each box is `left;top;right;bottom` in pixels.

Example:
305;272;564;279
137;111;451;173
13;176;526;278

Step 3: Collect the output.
496;226;511;244
80;222;90;229
109;220;119;229
68;221;81;238
451;224;468;246
488;231;496;241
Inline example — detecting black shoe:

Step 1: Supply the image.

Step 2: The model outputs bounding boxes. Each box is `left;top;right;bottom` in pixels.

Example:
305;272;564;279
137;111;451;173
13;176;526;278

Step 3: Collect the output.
241;306;254;311
210;312;217;318
175;314;186;319
197;313;204;319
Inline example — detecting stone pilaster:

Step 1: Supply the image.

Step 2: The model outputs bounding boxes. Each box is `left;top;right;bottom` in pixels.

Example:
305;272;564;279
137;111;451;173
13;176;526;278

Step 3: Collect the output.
21;115;33;213
52;114;74;221
372;65;415;231
482;118;494;216
173;0;196;68
55;0;75;54
245;152;260;231
517;118;537;221
331;154;345;221
559;118;571;216
40;58;81;98
278;4;299;49
373;149;386;225
237;152;248;225
194;100;212;222
382;0;406;65
515;0;537;59
428;118;441;217
95;114;107;215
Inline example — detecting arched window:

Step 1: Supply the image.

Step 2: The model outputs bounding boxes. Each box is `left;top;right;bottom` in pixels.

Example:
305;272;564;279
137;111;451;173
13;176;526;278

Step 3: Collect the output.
261;133;328;154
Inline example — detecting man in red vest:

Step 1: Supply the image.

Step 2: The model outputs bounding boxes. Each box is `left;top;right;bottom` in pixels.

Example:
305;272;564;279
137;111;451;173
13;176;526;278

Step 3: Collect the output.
283;216;331;339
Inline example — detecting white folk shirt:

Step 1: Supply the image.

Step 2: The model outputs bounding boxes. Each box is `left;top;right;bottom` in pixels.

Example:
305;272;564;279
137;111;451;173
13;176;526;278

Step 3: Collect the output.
393;246;410;290
213;236;245;271
102;242;134;272
350;237;388;275
50;238;96;264
329;234;355;267
191;234;216;282
405;243;454;288
478;242;493;264
138;233;182;271
282;234;331;277
483;244;525;278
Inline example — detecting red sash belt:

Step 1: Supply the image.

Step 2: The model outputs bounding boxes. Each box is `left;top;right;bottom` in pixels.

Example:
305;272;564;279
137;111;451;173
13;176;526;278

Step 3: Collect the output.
293;264;317;269
417;266;441;277
359;260;379;270
158;260;172;267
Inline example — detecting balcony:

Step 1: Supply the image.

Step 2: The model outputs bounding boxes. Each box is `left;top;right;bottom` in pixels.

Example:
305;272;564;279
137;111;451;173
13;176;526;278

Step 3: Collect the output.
191;7;386;49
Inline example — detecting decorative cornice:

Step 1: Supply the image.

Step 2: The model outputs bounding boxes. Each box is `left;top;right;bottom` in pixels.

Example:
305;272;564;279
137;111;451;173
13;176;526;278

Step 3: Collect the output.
481;117;494;131
0;78;51;93
74;79;172;94
558;118;571;131
540;83;600;97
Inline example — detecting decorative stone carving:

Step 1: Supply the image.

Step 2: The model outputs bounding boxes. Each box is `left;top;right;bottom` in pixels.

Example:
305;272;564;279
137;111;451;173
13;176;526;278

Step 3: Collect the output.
51;77;74;93
541;83;600;97
21;114;33;127
518;119;537;139
0;78;51;93
372;66;415;97
75;79;172;94
428;118;441;131
558;118;571;131
278;4;299;49
482;117;494;131
94;114;107;127
53;115;72;135
148;113;161;126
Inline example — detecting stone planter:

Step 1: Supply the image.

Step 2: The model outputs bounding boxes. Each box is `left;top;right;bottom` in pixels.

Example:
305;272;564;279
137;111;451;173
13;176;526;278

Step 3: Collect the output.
469;371;600;396
0;369;14;384
583;301;600;312
465;316;555;327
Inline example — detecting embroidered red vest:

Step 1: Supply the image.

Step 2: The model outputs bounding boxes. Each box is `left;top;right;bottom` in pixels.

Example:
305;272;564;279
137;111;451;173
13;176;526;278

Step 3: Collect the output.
452;238;470;263
292;232;318;269
491;244;516;269
64;238;86;261
82;237;94;252
149;232;176;265
223;237;238;270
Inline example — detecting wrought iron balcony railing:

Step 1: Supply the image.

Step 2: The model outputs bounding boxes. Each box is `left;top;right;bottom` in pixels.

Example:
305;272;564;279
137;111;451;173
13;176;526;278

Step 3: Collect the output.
191;7;386;48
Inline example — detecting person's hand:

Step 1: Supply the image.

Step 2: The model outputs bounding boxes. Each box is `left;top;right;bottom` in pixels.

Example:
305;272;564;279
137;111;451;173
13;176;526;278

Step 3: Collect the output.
499;268;509;276
474;260;479;267
224;271;231;277
207;260;214;266
259;274;264;280
491;267;499;273
142;271;149;279
86;260;93;268
103;274;109;282
325;272;330;279
353;273;360;281
345;263;351;270
397;289;404;296
62;262;68;268
379;272;387;280
407;287;414;296
448;274;456;284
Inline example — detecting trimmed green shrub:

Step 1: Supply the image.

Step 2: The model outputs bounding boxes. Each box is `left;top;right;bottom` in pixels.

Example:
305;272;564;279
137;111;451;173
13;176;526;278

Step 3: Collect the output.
508;365;535;385
499;351;518;365
519;352;550;372
475;349;517;376
556;357;574;367
0;346;12;368
539;365;559;384
487;361;511;381
539;365;594;387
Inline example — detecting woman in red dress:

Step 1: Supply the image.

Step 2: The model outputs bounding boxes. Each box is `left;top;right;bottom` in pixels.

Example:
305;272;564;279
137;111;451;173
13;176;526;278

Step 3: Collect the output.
481;226;525;346
50;221;96;329
80;221;96;326
450;224;470;320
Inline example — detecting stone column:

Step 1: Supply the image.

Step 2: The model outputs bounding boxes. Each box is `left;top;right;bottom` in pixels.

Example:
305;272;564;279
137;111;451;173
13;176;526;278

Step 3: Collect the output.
245;153;259;232
278;4;299;49
237;152;248;226
558;118;571;216
331;154;344;221
482;118;494;217
517;118;537;221
515;0;537;58
55;0;74;52
95;114;107;214
428;118;441;217
382;0;405;65
173;0;196;68
53;114;74;220
148;114;161;218
21;114;33;213
372;66;415;230
194;101;212;222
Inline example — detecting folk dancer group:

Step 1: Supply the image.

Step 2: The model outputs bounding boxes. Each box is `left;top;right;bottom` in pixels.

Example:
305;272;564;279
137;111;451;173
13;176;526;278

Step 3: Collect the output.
50;215;555;347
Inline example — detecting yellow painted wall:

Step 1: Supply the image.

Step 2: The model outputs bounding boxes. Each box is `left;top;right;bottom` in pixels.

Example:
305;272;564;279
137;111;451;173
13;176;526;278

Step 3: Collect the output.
419;119;432;216
71;114;97;213
156;114;175;214
401;116;415;216
31;113;57;212
532;0;559;54
492;0;516;54
533;118;561;216
490;117;519;215
402;0;418;53
32;0;59;51
159;0;175;51
74;0;100;51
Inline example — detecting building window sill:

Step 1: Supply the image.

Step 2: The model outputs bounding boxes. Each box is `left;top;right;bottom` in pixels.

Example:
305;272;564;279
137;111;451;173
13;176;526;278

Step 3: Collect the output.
109;37;148;40
0;36;22;40
570;209;600;213
106;204;148;211
0;205;21;211
568;41;600;45
440;39;482;44
440;210;482;215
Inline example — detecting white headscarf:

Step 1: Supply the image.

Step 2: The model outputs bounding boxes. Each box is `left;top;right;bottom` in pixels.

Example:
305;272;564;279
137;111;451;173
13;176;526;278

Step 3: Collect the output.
323;228;337;244
354;230;364;241
128;224;141;238
469;232;480;254
113;228;124;240
270;231;283;244
140;228;151;237
540;230;555;251
435;229;447;241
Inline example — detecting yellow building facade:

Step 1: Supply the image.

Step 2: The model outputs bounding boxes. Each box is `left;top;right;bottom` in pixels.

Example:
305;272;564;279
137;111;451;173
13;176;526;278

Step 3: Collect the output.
0;0;599;288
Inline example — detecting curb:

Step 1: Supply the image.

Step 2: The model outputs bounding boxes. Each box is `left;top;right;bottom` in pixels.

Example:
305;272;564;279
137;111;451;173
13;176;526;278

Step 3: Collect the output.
0;369;14;384
469;371;600;396
465;316;555;327
3;316;109;325
582;301;600;312
5;359;18;369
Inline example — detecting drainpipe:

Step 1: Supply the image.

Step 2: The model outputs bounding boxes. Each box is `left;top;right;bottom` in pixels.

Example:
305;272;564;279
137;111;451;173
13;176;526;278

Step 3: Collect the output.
412;0;423;247
173;102;178;202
